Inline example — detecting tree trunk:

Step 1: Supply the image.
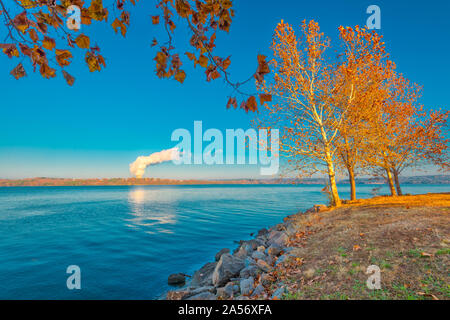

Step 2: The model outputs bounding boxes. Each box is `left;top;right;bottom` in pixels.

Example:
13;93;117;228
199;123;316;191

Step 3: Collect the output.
392;168;403;196
385;168;397;196
318;123;341;206
347;166;356;201
325;150;341;207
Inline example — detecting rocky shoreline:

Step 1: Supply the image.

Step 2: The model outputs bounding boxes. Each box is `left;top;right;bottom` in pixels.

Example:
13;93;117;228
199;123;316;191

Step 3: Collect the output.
165;204;327;300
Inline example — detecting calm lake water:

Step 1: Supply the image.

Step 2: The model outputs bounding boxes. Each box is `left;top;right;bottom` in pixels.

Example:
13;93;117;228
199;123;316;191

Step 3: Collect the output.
0;184;447;299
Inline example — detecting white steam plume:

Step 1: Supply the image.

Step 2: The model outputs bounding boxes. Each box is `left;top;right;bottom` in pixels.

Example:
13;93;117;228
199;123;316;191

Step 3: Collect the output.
130;148;180;178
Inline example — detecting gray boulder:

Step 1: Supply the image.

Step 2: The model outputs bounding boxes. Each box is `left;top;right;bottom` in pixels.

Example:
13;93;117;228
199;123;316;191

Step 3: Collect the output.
216;282;238;299
187;286;215;296
256;259;272;273
267;230;288;247
271;286;286;299
168;273;186;286
275;253;296;266
284;223;298;236
212;253;245;287
275;254;287;266
228;282;240;294
244;257;255;267
257;228;269;237
251;284;266;297
234;239;263;255
172;286;215;300
215;248;230;261
191;262;216;287
233;244;252;259
217;282;239;299
240;277;254;296
166;289;190;300
216;287;231;299
267;244;283;257
243;239;263;250
261;273;271;286
251;250;266;261
239;265;259;278
274;223;284;231
186;291;217;300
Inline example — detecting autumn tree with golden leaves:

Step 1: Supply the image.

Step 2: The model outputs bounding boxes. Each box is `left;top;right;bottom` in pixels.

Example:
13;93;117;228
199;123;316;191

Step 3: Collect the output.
256;20;354;206
389;109;449;195
362;70;449;196
332;25;390;200
257;20;448;204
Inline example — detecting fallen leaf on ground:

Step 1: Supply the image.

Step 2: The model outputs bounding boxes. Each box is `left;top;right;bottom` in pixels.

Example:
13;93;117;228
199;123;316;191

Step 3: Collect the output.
417;292;439;300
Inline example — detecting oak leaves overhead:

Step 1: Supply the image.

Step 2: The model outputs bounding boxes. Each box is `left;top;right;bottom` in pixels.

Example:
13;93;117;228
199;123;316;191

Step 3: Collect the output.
152;0;270;111
1;0;270;110
0;0;113;86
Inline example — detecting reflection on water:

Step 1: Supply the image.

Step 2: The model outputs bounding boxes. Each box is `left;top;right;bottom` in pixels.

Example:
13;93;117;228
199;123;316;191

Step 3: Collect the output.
129;188;147;204
126;188;176;234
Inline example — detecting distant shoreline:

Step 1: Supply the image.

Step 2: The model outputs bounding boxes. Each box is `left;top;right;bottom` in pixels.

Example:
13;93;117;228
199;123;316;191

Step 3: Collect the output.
0;175;448;187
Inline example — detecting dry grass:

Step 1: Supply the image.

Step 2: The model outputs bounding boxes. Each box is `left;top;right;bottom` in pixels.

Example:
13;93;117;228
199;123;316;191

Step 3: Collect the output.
265;193;450;300
343;192;450;208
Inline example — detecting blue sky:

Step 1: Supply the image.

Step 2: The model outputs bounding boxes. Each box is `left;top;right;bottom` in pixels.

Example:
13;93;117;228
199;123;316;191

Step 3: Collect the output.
0;0;448;179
